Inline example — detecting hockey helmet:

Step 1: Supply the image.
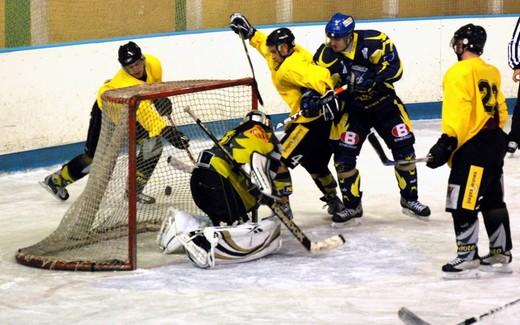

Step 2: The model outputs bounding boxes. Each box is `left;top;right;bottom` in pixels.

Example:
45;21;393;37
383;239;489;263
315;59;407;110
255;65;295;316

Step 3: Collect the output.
266;28;295;48
450;23;486;55
118;41;143;66
325;13;355;38
243;110;273;129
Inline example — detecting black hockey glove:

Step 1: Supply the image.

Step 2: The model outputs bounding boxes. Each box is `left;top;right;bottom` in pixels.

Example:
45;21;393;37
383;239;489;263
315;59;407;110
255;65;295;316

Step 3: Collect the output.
153;98;173;116
229;13;256;39
319;90;339;121
426;134;457;169
300;89;322;118
161;126;190;150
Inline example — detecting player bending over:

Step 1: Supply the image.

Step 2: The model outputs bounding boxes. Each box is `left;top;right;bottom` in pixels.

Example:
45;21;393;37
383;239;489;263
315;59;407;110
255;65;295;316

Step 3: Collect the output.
41;41;188;204
157;110;293;268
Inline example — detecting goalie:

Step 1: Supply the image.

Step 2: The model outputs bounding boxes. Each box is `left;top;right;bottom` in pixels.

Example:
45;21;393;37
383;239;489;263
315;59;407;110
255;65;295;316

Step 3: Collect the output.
157;110;293;268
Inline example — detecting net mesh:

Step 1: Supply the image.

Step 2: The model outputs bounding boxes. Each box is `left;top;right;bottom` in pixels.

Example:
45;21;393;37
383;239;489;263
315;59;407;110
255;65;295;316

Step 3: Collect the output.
2;0;519;48
16;78;255;270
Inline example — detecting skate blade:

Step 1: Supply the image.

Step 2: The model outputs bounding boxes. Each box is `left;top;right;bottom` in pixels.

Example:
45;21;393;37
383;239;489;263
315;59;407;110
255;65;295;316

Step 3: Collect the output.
401;208;430;221
331;217;361;228
479;264;513;274
39;181;68;201
442;269;480;280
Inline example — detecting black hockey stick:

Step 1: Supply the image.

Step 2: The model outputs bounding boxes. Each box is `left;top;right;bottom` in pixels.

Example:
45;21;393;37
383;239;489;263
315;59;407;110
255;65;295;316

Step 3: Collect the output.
367;132;431;166
184;106;345;253
398;298;520;325
166;115;197;164
239;35;264;106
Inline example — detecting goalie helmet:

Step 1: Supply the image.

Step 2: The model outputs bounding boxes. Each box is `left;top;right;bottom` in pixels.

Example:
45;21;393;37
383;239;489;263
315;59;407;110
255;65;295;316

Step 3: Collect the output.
118;41;143;66
451;23;486;56
325;13;355;38
243;110;273;130
266;28;295;48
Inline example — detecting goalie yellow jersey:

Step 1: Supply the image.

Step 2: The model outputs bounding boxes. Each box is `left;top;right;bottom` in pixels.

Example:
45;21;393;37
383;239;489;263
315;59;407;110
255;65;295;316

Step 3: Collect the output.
206;121;281;211
249;30;335;124
97;54;166;137
442;57;508;152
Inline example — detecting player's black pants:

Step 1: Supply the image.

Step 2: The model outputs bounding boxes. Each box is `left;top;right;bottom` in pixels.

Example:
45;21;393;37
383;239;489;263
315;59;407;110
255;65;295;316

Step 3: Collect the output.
190;167;248;226
509;84;520;142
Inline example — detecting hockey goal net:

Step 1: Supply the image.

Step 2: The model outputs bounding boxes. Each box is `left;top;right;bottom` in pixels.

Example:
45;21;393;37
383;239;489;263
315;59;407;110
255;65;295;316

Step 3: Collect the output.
16;78;257;271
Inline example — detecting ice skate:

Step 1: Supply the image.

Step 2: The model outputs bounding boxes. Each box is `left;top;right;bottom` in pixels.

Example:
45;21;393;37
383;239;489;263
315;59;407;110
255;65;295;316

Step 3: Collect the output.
320;194;345;216
479;251;513;273
39;173;69;201
331;203;362;227
400;198;430;220
442;257;480;280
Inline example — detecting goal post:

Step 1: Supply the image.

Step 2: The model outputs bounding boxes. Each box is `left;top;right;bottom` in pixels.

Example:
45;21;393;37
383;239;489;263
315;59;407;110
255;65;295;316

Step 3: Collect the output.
16;78;258;271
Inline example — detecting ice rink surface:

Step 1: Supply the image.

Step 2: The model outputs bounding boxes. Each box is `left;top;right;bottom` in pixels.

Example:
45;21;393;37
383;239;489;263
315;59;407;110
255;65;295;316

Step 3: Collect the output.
1;120;519;324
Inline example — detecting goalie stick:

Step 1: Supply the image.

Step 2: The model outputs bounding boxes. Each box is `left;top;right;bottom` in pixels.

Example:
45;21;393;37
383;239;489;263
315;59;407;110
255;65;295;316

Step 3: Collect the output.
275;84;350;129
398;298;520;325
367;132;431;166
184;106;346;253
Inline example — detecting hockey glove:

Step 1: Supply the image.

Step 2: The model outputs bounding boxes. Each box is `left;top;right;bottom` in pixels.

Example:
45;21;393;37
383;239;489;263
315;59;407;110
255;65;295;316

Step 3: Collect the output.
300;89;322;118
426;134;457;169
320;90;339;121
153;98;173;116
507;140;518;153
161;126;190;149
229;13;256;39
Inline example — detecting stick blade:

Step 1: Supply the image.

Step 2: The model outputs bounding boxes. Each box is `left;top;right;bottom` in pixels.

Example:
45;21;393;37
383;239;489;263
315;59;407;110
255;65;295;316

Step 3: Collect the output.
398;307;432;325
310;234;346;253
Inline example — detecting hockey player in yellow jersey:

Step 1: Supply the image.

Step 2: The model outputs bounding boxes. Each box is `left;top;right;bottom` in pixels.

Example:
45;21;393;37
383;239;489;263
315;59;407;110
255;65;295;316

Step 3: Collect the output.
157;110;292;268
229;13;349;221
427;24;512;279
313;13;430;224
41;41;188;204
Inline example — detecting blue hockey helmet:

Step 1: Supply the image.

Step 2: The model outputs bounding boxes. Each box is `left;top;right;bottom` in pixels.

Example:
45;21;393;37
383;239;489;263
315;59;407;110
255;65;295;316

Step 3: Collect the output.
325;13;355;38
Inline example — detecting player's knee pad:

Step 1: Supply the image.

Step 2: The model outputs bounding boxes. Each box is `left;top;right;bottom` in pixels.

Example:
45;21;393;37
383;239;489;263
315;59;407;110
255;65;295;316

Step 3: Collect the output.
337;169;362;207
310;169;338;196
334;156;357;174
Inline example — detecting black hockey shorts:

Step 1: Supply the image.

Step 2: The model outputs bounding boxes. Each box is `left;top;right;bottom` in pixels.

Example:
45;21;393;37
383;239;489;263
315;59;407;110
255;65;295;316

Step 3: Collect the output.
446;129;508;212
190;167;248;226
334;97;415;163
280;118;333;173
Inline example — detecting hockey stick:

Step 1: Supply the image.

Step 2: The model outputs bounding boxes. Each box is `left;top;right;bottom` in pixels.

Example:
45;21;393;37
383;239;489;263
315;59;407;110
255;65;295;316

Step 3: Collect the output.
239;35;264;106
367;132;431;166
167;156;194;174
166;115;197;164
184;106;346;253
398;298;520;325
275;84;350;129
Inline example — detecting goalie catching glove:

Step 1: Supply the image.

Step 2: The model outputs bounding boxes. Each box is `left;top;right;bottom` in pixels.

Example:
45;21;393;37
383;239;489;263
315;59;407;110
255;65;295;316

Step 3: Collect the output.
300;89;340;121
229;13;256;39
161;126;190;149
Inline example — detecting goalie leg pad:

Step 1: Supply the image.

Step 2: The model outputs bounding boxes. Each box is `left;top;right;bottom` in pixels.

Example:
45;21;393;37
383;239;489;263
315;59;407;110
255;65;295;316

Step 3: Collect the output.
157;208;212;254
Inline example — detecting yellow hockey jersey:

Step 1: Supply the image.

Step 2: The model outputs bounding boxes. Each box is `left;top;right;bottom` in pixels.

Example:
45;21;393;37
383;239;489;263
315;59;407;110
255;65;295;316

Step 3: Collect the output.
97;54;166;137
442;57;508;151
249;30;335;124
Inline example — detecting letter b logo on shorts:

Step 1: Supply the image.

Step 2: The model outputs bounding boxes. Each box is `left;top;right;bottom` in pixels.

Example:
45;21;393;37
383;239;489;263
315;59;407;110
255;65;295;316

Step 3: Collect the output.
340;131;359;145
392;123;410;138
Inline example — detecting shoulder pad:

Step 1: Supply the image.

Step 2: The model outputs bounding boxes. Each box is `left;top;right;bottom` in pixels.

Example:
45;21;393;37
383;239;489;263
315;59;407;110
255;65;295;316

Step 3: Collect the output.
313;44;340;67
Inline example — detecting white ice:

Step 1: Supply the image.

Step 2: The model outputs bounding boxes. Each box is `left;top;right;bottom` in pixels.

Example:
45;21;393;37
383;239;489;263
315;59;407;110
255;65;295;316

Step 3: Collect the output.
1;120;520;324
